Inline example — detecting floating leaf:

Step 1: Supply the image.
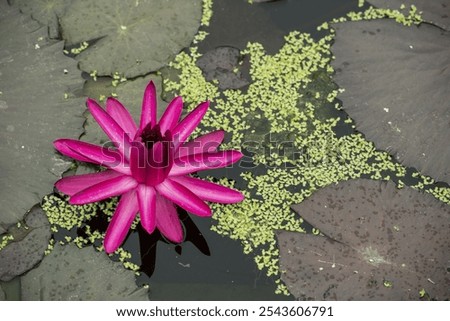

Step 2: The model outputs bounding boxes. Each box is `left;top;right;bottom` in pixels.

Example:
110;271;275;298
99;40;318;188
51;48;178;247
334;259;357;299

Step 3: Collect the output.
0;1;84;232
197;46;250;90
60;0;203;77
9;0;72;38
0;205;51;281
278;179;450;300
368;0;450;31
21;244;149;300
331;20;450;183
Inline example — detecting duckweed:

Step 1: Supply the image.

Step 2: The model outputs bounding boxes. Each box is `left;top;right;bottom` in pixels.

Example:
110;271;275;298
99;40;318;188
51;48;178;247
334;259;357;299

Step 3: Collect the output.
0;234;14;251
42;194;100;231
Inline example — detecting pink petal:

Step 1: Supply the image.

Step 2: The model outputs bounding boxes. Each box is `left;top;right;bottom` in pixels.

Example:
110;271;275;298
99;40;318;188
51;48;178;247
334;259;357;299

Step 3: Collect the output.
87;98;132;159
171;101;209;148
54;139;131;175
155;195;183;243
156;179;211;217
158;96;183;135
69;175;137;205
54;139;93;163
55;170;123;196
176;130;225;158
139;81;157;131
106;97;138;138
170;150;243;176
137;184;156;234
146;141;173;186
103;190;139;253
130;141;148;183
170;176;244;204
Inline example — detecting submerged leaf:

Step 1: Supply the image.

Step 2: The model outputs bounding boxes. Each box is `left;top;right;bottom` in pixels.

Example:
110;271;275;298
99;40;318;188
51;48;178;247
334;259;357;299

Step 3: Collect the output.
368;0;450;31
21;244;149;300
331;20;450;183
60;0;203;77
278;179;450;300
0;1;84;232
197;46;250;90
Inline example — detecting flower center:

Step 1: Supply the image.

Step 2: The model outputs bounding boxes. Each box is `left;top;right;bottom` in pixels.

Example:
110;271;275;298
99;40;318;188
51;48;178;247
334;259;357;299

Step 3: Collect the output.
140;123;164;149
138;123;174;186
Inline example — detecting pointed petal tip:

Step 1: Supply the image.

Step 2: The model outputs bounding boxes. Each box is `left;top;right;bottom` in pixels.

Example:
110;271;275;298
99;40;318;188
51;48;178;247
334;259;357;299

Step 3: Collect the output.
68;196;85;206
231;150;244;163
140;80;158;130
198;100;210;112
53;139;63;150
103;239;118;254
144;80;156;97
54;178;63;190
86;97;100;109
168;233;184;244
234;191;245;203
53;138;69;149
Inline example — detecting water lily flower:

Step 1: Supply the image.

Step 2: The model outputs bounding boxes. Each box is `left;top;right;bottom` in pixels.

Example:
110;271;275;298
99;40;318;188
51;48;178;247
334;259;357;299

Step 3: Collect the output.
54;81;244;253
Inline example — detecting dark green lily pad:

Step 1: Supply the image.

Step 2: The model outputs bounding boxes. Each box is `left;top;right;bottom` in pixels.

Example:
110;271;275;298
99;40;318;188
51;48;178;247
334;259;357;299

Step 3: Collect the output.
197;46;250;90
368;0;450;31
81;74;165;145
277;179;450;300
0;0;84;232
60;0;203;77
9;0;72;38
331;20;450;183
0;205;51;281
21;244;149;300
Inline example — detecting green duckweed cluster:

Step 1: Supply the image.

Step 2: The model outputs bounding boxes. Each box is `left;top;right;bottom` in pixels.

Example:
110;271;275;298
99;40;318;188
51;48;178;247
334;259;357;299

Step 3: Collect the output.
164;2;449;295
41;193;140;272
0;234;14;251
318;4;422;31
63;41;89;55
42;194;99;232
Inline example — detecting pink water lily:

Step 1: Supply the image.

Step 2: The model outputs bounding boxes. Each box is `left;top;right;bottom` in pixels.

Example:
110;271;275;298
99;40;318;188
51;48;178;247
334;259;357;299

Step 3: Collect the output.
54;81;243;253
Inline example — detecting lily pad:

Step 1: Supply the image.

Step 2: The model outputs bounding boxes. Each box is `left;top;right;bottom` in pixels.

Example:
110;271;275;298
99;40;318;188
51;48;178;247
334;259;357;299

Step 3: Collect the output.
81;74;166;145
0;1;84;232
331;19;450;183
21;244;149;300
368;0;450;31
197;46;250;90
9;0;72;38
0;205;51;281
60;0;203;77
277;179;450;300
